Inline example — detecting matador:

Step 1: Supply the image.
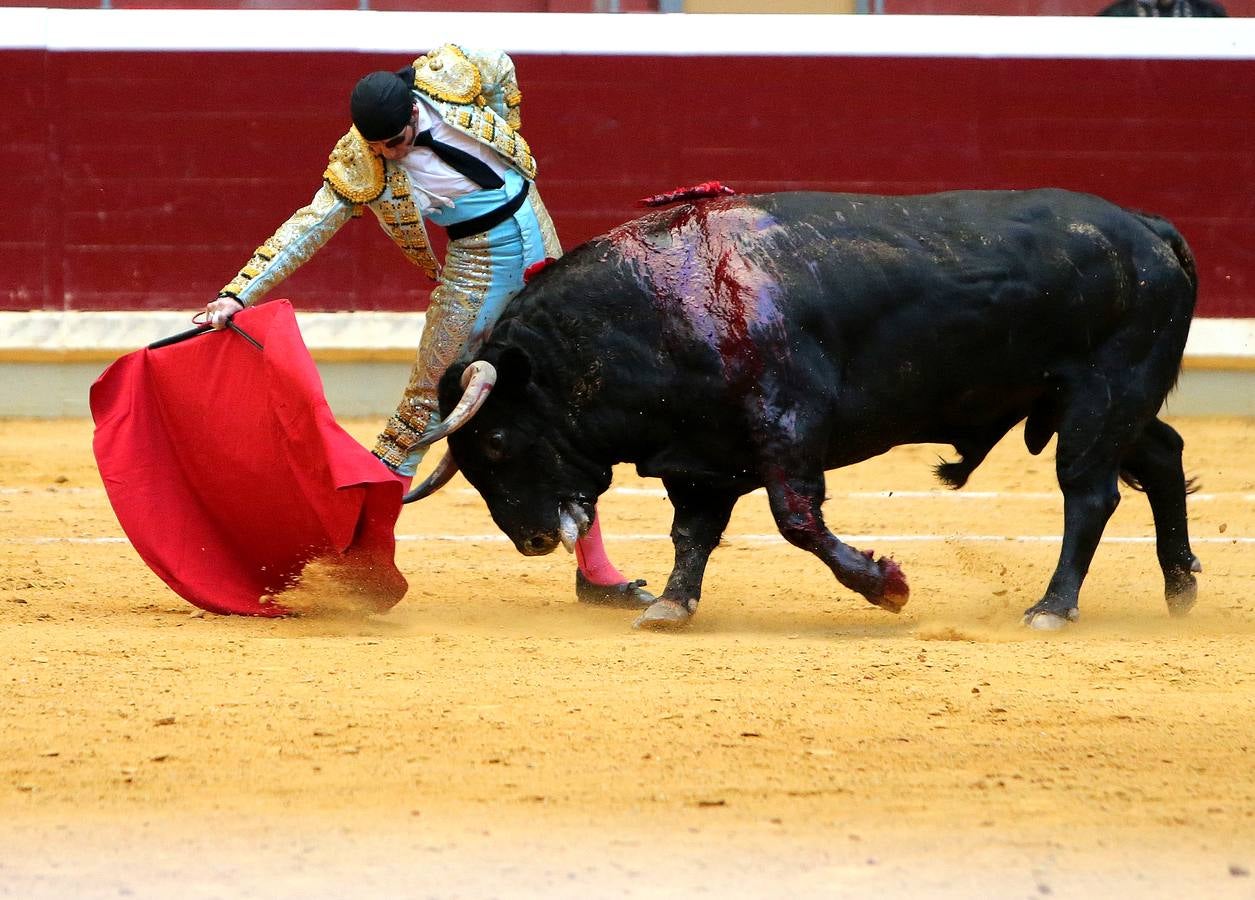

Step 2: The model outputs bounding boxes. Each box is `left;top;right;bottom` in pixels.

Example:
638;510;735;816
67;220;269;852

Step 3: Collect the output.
202;45;654;608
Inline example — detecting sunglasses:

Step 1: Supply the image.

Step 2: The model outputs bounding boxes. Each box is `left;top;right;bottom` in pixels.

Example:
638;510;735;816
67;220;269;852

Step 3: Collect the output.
380;126;411;149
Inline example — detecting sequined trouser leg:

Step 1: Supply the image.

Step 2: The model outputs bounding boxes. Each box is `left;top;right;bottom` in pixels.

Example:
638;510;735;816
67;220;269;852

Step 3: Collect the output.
372;185;561;474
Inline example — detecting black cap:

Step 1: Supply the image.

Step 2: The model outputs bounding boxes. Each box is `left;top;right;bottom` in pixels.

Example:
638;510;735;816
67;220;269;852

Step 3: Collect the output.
350;70;414;141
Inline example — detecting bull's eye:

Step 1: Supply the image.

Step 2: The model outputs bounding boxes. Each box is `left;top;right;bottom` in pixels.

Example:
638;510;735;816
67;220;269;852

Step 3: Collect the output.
483;428;509;462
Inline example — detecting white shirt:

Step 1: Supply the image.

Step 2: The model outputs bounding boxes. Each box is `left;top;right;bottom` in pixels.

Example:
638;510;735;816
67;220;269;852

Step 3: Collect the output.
398;95;511;216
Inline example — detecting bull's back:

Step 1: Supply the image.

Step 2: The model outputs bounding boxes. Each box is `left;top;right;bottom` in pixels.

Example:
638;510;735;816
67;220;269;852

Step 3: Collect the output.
692;190;1191;399
758;188;1185;336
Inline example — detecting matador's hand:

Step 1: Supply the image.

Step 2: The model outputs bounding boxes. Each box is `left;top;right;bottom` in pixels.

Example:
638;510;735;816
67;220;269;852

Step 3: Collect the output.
203;297;244;330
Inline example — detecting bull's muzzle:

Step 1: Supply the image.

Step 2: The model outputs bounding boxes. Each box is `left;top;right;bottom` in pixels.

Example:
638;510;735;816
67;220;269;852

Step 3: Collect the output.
521;532;561;556
517;501;589;556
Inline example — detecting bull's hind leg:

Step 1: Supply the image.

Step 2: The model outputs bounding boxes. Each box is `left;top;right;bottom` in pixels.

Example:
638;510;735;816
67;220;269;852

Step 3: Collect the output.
634;480;737;631
1121;418;1201;616
761;467;909;613
1023;459;1120;630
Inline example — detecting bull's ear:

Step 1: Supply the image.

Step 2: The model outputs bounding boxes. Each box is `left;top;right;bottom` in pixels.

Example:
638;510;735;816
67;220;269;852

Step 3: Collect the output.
445;360;469;384
438;360;471;404
436;360;471;417
495;346;533;390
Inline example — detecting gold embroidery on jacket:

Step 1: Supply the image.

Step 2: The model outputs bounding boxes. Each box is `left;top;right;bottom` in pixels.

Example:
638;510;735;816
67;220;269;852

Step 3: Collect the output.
377;185;437;280
369;165;437;278
387;167;410;199
323;127;385;204
410;45;482;104
438;105;536;180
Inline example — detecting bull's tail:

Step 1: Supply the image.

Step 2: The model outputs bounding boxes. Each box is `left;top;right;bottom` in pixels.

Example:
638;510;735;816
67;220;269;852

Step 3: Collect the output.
1119;469;1200;496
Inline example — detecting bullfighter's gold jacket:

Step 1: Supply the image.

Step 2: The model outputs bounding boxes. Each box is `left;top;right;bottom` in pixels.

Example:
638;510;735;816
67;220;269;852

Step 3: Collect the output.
217;45;538;305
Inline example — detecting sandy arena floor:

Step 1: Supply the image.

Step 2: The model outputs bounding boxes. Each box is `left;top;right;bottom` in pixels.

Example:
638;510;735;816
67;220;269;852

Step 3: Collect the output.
1;416;1253;898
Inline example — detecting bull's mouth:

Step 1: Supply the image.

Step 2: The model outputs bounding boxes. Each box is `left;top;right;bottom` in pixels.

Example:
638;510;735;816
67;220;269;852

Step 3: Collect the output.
513;498;595;557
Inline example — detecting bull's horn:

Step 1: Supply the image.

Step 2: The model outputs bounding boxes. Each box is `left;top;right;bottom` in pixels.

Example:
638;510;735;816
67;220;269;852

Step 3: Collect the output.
402;451;459;504
416;360;497;447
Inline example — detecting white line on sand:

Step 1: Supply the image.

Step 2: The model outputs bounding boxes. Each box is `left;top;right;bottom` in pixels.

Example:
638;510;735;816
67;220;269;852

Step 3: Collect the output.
10;534;1253;546
4;485;1252;502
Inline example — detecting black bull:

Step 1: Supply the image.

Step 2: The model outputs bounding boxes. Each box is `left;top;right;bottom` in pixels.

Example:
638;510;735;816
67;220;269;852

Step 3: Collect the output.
432;189;1201;630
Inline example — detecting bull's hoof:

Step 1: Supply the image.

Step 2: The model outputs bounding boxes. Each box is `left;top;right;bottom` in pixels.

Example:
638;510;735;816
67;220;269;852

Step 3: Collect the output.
633;599;693;631
1022;607;1079;630
1164;582;1194;617
868;556;909;613
576;572;656;609
1166;574;1198;618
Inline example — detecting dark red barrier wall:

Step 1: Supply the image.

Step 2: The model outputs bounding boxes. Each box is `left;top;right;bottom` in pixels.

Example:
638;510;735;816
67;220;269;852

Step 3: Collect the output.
0;1;658;8
4;49;1253;316
1;0;1247;10
886;0;1255;13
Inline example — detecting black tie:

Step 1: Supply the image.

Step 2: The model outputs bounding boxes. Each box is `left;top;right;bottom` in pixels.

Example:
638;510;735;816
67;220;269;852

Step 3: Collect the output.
412;129;505;190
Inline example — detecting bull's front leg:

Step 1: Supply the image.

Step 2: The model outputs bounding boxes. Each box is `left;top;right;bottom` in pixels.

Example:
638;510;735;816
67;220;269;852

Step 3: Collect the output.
762;464;909;613
634;480;737;631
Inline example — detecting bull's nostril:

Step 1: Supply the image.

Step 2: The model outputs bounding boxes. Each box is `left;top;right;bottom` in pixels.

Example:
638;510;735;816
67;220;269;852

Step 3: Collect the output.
526;536;547;551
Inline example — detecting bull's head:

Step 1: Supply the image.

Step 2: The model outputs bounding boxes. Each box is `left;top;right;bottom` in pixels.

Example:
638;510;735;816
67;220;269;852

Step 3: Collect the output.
405;347;612;558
